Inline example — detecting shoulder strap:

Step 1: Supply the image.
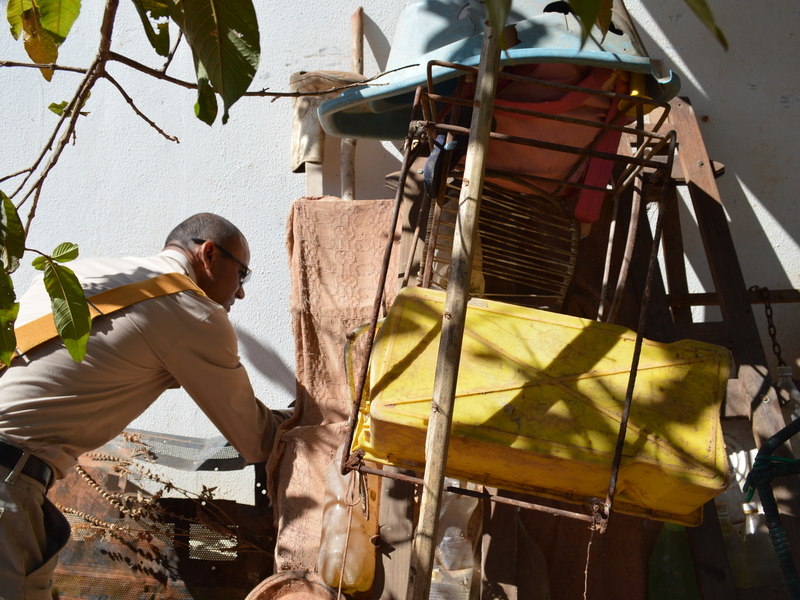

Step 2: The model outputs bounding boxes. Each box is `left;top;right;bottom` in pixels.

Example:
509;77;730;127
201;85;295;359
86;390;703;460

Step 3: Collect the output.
10;272;206;361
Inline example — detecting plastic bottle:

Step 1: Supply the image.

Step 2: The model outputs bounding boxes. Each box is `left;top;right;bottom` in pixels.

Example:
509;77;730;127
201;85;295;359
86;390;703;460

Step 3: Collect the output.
715;502;748;588
777;365;800;425
742;502;782;588
647;522;701;600
317;444;375;593
430;526;475;600
429;478;479;600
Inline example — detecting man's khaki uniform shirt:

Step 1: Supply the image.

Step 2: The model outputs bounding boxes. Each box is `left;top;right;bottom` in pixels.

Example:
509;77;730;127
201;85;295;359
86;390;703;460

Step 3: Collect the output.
0;250;276;478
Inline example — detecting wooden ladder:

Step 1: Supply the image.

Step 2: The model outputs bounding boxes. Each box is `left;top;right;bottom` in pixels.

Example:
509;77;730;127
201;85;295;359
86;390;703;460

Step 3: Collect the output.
624;96;800;599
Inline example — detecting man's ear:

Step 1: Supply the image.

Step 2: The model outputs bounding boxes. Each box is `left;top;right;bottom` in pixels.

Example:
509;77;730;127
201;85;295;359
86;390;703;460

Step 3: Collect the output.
196;240;215;274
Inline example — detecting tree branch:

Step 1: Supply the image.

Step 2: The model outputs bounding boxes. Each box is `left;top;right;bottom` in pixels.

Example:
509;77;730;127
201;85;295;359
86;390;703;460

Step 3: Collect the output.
103;73;179;143
0;60;87;74
24;183;43;236
0;168;33;186
159;30;183;73
109;52;197;90
247;64;416;99
16;0;120;222
107;51;414;99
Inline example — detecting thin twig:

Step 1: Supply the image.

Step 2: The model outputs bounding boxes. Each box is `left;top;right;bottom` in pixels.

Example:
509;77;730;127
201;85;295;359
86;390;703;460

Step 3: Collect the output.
24;183;42;235
9;79;83;200
109;51;197;90
17;58;102;212
583;527;595;600
0;168;32;186
16;0;119;220
109;51;413;98
254;64;415;99
160;30;183;73
0;60;87;74
103;73;179;143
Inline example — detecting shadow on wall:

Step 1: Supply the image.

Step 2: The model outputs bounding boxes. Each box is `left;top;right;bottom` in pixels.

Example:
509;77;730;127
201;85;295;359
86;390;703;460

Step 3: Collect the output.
629;0;800;369
362;12;392;72
237;329;297;399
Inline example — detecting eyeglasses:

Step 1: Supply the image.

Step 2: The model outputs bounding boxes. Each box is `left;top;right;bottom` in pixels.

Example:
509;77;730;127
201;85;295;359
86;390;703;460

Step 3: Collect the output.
192;238;252;286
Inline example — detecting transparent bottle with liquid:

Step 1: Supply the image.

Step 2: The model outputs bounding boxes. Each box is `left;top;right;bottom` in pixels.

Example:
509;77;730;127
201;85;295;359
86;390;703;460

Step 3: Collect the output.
647;522;701;600
317;444;375;593
777;365;800;424
430;526;475;600
742;502;782;588
429;478;478;600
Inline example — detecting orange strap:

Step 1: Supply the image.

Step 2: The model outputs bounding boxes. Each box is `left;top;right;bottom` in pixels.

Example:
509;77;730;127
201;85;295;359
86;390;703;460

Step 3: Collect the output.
9;272;205;362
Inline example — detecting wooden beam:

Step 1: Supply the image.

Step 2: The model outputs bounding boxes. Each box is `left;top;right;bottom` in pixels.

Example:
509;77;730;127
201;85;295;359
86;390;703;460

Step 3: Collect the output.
405;21;502;600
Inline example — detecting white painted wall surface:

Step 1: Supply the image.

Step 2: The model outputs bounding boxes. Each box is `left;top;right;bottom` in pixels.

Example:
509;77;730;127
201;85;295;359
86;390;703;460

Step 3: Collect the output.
1;0;798;503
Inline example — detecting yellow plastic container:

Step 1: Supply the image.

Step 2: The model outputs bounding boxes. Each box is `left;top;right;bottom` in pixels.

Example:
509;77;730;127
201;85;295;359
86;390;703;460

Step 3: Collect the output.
352;287;731;526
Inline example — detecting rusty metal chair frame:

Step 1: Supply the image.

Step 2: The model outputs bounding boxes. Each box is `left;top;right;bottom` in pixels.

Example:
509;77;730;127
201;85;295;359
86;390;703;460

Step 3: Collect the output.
341;58;678;530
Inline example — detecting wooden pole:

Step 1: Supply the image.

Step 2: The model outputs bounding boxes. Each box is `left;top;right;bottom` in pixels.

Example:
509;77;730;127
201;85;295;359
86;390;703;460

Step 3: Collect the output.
405;21;502;600
341;7;363;200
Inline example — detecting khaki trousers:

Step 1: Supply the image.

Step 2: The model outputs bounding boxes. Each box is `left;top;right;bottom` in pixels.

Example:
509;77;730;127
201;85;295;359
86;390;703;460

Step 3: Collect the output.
0;465;70;600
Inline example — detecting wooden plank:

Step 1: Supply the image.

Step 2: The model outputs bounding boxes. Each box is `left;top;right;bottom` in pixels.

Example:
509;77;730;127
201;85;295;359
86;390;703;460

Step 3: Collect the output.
629;189;675;343
669;97;722;204
374;468;416;600
669;96;800;586
668;288;800;307
660;185;694;324
481;493;518;600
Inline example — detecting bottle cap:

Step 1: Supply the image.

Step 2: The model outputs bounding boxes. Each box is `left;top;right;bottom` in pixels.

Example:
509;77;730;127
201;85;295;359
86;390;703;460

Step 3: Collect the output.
443;526;463;539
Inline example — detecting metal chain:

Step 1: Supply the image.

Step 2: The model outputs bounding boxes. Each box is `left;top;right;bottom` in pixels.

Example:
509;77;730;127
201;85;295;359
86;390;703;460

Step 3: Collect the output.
750;285;786;367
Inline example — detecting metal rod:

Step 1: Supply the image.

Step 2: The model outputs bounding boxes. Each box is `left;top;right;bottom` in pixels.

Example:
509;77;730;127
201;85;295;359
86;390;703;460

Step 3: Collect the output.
603;132;677;517
340;91;425;476
354;463;597;524
415;121;666;170
605;175;643;325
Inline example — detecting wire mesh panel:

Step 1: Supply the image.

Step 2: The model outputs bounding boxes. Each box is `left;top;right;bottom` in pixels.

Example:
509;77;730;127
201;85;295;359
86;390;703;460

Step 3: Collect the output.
49;433;275;599
424;173;579;310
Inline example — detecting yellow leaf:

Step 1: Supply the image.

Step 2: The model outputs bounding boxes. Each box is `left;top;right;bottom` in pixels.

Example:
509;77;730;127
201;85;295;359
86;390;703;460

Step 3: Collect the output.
21;8;58;81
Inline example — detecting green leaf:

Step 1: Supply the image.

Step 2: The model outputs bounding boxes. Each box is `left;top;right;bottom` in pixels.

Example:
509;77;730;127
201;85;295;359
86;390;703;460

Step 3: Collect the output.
48;100;69;115
21;6;58;81
595;0;614;38
684;0;728;50
37;0;82;44
0;191;26;274
194;61;218;125
41;260;90;362
7;0;32;40
31;255;48;270
50;241;79;263
131;0;171;57
568;0;602;46
0;271;19;367
49;91;91;116
171;0;260;124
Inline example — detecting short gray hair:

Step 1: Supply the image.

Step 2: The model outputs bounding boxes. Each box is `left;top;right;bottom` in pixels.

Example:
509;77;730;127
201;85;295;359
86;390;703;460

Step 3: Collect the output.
164;213;244;248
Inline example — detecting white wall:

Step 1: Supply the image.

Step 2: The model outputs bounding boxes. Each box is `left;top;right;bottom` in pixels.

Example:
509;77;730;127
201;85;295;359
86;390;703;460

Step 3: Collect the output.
1;0;798;502
627;0;800;373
